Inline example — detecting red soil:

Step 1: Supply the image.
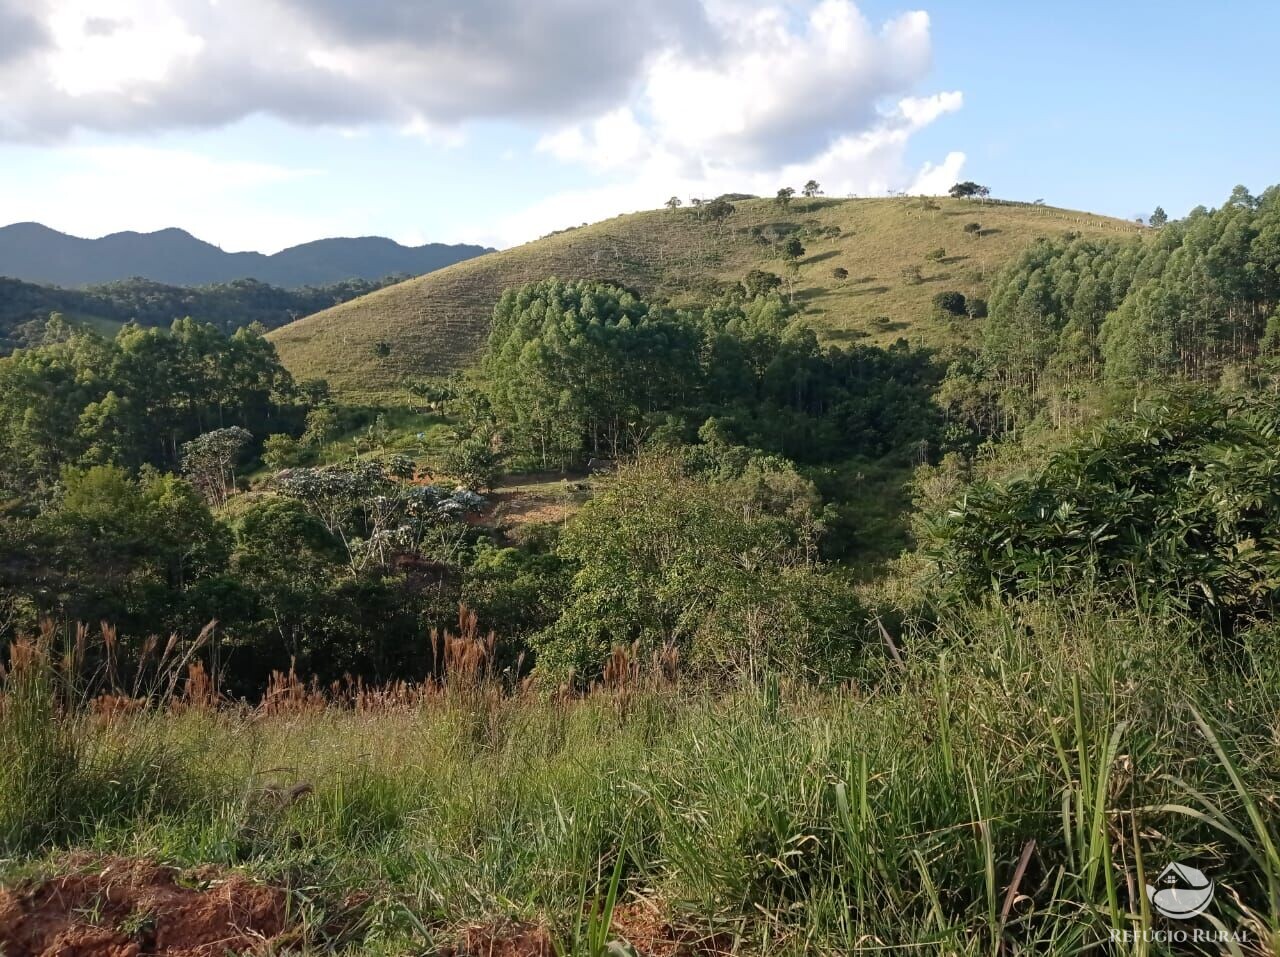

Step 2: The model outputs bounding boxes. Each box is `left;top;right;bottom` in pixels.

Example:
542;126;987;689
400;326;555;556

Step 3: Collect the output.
0;857;292;957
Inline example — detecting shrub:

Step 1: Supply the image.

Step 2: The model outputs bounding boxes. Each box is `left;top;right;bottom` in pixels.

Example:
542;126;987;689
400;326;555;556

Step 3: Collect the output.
925;392;1280;631
262;433;305;471
531;455;863;681
931;291;967;316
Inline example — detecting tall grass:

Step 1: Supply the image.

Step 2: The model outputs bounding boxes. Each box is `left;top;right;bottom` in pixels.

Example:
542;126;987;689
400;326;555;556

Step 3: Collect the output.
1;599;1277;954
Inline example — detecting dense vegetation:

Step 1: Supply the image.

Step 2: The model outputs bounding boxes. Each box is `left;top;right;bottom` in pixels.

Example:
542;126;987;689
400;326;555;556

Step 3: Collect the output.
478;278;940;469
3;185;1280;954
945;185;1280;433
0;275;402;351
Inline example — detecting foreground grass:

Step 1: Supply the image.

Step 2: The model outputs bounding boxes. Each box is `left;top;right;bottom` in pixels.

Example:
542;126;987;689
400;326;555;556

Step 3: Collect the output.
2;601;1278;954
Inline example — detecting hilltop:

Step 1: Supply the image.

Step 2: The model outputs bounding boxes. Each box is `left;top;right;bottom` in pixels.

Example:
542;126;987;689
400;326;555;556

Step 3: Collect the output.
0;222;491;288
269;196;1143;400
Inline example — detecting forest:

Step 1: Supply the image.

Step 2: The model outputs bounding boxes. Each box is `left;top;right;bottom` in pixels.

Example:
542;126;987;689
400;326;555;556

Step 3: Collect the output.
0;275;401;352
2;186;1280;955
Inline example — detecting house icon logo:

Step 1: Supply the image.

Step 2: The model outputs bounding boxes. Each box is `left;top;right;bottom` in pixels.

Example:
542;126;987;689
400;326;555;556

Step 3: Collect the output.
1146;862;1214;919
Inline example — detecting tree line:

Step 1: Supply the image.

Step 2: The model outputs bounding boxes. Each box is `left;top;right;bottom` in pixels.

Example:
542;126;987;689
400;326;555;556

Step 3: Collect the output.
0;275;402;352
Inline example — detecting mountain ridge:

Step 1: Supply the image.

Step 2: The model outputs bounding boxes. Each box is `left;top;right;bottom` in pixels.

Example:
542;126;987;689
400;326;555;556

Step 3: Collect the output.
0;222;493;289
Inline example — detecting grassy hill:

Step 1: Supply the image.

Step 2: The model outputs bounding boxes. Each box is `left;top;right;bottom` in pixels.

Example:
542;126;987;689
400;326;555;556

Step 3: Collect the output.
270;196;1143;400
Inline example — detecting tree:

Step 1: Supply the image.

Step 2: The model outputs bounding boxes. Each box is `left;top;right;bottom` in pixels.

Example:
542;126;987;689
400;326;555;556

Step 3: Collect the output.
831;267;849;282
775;187;796;208
1149;206;1168;228
180;426;252;507
480;279;701;467
743;269;783;299
302;405;341;447
963;221;982;238
782;237;806;261
949;181;990;200
802;180;822;198
931;291;967;316
665;196;683;211
700;197;735;231
262;433;305;471
531;455;862;681
443;430;501;491
925;247;947;263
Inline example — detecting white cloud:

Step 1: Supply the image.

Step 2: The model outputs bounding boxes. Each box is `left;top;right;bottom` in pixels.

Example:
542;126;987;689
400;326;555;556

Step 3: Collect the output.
0;146;329;252
0;1;967;252
0;0;714;140
498;2;967;247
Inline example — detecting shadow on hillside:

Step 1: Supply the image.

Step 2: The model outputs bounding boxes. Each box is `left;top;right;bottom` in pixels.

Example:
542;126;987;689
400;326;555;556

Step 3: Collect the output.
802;250;840;265
940;255;970;265
850;285;890;296
824;328;871;343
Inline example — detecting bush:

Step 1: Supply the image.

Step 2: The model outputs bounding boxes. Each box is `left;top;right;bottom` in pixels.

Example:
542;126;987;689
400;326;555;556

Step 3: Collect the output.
262;433;305;471
931;291;967;316
532;456;863;681
443;432;501;491
925;392;1280;631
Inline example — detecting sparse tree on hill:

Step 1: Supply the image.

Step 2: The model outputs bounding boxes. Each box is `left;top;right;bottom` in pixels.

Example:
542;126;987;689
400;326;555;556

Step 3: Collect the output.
1149;206;1168;228
743;268;783;298
782;237;806;262
949;181;991;201
831;266;849;283
700;197;735;232
775;187;796;209
802;180;822;198
665;196;683;211
963;221;982;238
926;247;947;263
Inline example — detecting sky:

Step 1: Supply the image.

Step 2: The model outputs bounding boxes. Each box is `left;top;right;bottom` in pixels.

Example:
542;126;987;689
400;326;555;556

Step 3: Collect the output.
0;0;1276;253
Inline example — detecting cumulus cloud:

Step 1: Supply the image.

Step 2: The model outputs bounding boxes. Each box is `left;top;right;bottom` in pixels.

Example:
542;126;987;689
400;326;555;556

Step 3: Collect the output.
0;0;967;249
0;0;713;139
499;91;966;245
0;0;49;65
504;5;966;245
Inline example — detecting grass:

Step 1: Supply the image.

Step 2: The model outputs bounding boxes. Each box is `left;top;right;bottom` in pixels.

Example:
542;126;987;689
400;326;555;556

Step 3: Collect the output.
2;600;1278;954
269;197;1143;402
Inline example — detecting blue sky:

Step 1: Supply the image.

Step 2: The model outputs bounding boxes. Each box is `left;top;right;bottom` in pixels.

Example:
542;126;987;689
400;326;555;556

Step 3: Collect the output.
0;0;1275;253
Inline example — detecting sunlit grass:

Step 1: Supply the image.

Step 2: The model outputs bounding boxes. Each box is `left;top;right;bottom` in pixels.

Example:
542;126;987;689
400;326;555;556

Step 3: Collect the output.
2;599;1276;954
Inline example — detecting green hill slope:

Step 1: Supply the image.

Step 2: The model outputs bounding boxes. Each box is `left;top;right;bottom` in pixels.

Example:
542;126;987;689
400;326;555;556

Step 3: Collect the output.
270;197;1143;400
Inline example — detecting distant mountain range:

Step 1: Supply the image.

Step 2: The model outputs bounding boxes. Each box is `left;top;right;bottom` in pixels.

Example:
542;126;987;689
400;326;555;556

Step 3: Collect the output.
0;223;492;289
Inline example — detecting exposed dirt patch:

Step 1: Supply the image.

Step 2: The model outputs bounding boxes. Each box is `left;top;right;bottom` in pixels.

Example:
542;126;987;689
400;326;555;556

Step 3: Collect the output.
610;902;736;956
0;856;294;957
439;919;554;957
440;902;735;957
